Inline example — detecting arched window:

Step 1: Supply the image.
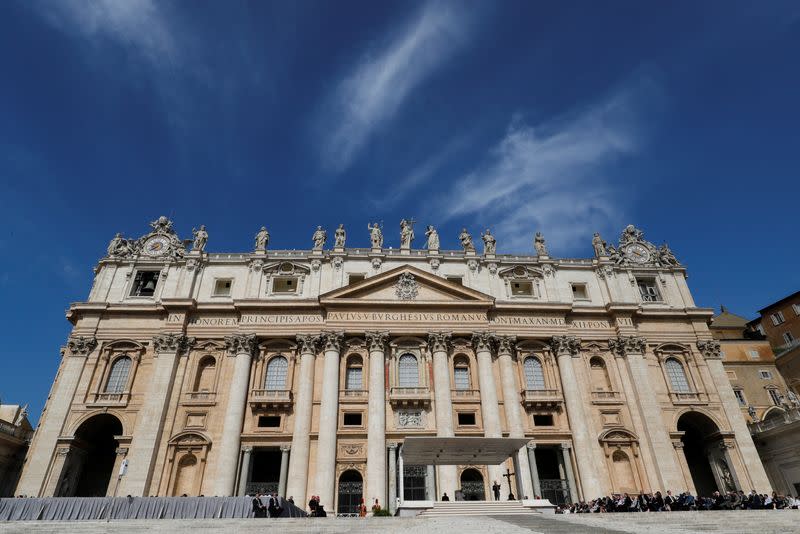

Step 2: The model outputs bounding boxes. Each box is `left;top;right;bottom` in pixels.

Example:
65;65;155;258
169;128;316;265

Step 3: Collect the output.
193;356;216;392
105;356;131;393
589;356;612;391
453;356;471;390
345;355;363;390
264;356;288;390
398;354;419;387
665;358;691;393
523;357;545;390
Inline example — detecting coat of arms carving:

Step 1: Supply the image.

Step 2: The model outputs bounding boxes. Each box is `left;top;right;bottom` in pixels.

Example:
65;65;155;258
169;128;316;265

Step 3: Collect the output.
395;273;418;300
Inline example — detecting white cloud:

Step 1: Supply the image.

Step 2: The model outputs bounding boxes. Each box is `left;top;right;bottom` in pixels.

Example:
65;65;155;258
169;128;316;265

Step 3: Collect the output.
438;78;657;253
33;0;178;68
318;1;473;173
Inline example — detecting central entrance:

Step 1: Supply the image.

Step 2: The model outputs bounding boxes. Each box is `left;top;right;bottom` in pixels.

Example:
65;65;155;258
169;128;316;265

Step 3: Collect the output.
460;468;485;500
337;470;363;516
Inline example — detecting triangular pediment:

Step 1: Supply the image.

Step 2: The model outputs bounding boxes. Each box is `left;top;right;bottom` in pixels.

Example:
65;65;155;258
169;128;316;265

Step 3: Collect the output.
320;265;493;308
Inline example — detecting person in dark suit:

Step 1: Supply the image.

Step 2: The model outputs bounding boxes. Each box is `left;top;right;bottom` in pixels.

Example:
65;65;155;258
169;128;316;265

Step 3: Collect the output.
441;493;450;501
492;481;501;501
308;495;319;516
252;492;265;518
267;492;282;517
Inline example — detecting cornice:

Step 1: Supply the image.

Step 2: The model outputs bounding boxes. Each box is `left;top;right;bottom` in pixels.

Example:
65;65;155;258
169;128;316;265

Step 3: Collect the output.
493;302;572;313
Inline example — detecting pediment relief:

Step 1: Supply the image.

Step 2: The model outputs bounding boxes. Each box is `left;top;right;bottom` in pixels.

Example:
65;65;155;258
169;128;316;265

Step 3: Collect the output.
498;265;543;279
262;261;311;276
320;265;493;306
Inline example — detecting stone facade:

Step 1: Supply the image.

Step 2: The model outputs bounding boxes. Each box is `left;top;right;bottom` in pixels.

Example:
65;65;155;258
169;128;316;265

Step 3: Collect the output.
0;404;33;497
16;218;774;512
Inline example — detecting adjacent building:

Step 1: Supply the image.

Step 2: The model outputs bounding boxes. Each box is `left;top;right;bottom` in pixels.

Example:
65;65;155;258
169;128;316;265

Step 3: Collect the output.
15;218;774;513
0;404;33;497
750;291;800;396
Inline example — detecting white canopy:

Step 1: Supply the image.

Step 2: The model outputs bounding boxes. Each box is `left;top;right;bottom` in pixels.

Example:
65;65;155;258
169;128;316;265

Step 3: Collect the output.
400;437;531;465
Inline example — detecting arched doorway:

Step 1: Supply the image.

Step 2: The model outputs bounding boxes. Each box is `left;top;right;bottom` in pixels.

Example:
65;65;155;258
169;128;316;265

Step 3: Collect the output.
611;450;636;494
460;468;485;501
677;411;725;496
337;470;363;516
69;414;122;497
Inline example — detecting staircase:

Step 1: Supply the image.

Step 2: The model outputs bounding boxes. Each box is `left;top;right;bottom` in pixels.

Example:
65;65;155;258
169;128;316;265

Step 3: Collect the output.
417;500;539;517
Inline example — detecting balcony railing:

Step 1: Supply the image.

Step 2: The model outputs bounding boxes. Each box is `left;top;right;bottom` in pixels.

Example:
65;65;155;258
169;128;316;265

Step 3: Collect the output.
774;338;800;358
670;391;704;404
451;389;480;401
521;389;563;409
249;389;292;409
184;391;217;404
590;390;622;403
389;387;431;407
88;392;129;406
750;408;800;434
339;389;368;402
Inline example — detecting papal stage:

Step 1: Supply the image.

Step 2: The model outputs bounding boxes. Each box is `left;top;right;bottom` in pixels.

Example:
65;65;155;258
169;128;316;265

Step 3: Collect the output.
15;218;772;515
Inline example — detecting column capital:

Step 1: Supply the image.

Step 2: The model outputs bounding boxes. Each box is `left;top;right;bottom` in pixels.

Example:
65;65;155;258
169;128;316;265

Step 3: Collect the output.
697;340;722;360
225;333;258;356
295;334;319;355
280;444;292;453
66;336;97;357
428;332;452;353
471;331;495;353
608;336;647;358
153;333;195;354
388;442;398;450
319;331;344;353
550;335;580;357
560;442;572;451
495;335;517;358
241;445;253;453
115;447;129;456
365;331;389;353
526;443;537;450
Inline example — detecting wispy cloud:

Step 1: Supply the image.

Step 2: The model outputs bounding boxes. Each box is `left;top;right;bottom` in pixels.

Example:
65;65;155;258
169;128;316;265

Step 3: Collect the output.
438;76;659;253
32;0;178;68
317;1;474;173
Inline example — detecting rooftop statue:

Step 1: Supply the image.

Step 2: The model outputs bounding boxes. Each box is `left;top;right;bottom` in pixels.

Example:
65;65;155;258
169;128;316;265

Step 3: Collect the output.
191;225;208;252
534;231;548;256
592;232;607;257
400;218;415;249
150;215;175;235
368;222;383;248
255;226;270;252
107;233;133;258
481;229;496;255
334;224;346;248
425;225;439;251
459;228;475;253
657;243;680;266
312;226;327;250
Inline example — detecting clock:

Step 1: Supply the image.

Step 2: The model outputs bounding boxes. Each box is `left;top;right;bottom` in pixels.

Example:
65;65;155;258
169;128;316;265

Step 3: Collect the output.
625;243;650;263
143;235;170;257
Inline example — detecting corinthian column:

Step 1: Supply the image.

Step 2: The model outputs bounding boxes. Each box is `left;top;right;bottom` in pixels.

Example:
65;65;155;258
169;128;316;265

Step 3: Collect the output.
18;337;96;497
472;332;503;485
609;336;682;491
551;335;602;499
121;333;193;496
495;336;533;498
286;334;318;502
314;331;343;511
429;332;456;499
212;333;257;496
365;331;388;510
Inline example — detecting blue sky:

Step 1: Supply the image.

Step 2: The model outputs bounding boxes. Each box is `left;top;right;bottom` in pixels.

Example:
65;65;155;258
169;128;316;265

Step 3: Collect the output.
1;1;798;422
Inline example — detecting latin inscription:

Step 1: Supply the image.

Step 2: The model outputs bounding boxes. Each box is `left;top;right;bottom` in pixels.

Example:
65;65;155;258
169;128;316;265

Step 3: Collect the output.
492;316;566;326
327;311;486;322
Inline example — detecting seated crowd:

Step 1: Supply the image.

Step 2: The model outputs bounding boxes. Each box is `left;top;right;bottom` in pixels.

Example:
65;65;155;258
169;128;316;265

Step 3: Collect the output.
555;490;800;513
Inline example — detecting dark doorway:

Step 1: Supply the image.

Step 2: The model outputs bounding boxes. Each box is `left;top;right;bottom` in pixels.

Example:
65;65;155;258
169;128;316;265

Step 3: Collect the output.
536;447;571;505
460;468;485;501
337;470;363;516
678;412;721;497
403;465;426;500
248;448;281;495
70;414;122;497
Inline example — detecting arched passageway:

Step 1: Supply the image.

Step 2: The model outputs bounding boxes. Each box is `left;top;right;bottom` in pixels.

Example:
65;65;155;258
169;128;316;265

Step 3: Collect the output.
64;414;122;497
677;412;728;496
460;468;485;501
337;470;363;516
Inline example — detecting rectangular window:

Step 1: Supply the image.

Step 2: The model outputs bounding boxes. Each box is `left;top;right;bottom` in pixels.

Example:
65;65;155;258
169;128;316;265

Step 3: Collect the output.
346;367;363;390
533;414;554;426
759;370;773;380
446;276;463;285
637;278;662;302
454;367;470;390
257;415;281;428
768;389;782;406
343;412;363;426
348;273;365;284
272;277;297;293
747;349;760;360
130;270;160;297
733;389;747;406
793;304;800;316
511;281;533;296
571;283;588;300
784;332;795;345
457;412;476;426
756;324;766;336
213;278;232;296
771;311;785;326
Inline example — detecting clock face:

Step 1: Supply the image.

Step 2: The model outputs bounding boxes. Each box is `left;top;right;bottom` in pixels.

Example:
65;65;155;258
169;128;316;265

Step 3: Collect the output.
143;236;170;257
625;243;650;263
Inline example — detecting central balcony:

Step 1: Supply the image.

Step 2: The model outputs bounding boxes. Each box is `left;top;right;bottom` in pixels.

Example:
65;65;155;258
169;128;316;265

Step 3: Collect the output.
183;391;217;406
339;389;368;403
389;387;431;408
86;391;130;408
521;389;563;410
249;389;292;410
669;391;706;405
451;389;480;403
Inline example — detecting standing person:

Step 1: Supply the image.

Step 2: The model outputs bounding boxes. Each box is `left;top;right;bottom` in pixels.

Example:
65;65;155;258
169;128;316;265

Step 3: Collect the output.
308;494;318;516
371;498;382;513
268;492;282;517
492;480;501;501
358;498;367;517
441;493;450;501
252;492;265;518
